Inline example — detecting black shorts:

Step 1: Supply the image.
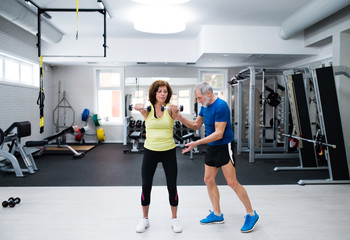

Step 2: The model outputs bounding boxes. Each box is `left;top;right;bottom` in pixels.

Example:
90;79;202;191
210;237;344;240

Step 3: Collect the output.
204;141;235;168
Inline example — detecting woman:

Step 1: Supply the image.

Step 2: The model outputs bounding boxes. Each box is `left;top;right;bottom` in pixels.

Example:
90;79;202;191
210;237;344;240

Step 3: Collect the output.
134;80;182;233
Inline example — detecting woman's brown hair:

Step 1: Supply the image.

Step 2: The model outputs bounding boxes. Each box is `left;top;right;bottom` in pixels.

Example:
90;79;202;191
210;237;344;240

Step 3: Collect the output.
148;80;173;105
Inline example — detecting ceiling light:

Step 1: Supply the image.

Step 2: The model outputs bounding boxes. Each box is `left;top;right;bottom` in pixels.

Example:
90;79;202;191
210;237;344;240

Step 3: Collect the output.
134;7;186;34
131;0;190;5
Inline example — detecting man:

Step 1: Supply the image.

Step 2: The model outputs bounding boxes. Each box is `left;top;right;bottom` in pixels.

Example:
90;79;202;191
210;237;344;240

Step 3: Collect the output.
175;82;259;233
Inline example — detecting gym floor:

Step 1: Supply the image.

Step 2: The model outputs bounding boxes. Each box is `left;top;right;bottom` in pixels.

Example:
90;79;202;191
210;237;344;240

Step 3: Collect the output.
0;185;349;240
0;144;349;240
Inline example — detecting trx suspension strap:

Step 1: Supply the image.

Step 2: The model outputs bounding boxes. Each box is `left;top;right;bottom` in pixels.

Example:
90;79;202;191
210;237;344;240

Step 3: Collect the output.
37;55;45;133
76;0;79;40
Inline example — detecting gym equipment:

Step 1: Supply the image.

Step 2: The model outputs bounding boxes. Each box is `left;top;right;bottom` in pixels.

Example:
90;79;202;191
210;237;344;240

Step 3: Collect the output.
53;88;75;137
175;121;181;128
2;197;21;208
27;126;85;159
31;0;108;58
78;108;105;143
128;104;151;112
230;67;297;163
182;132;201;160
274;69;327;174
266;87;281;107
282;133;336;149
123;131;143;153
0;128;4;146
93;114;101;127
96;128;106;142
74;126;89;142
135;120;142;128
0;121;39;177
82;108;90;121
274;66;350;185
297;66;350;185
37;55;45;133
161;105;184;112
129;120;135;128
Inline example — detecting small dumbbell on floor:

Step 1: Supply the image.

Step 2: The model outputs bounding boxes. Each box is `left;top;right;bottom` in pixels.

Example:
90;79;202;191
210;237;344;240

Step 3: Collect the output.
2;197;21;208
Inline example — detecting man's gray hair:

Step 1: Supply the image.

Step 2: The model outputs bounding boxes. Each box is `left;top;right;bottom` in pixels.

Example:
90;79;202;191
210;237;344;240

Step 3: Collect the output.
195;82;213;95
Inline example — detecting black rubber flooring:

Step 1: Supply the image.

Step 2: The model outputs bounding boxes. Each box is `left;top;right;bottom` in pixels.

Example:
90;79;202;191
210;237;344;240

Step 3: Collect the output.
0;143;329;186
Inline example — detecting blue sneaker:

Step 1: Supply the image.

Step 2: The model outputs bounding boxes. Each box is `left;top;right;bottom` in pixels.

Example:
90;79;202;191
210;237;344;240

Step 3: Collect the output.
241;210;259;233
200;210;224;224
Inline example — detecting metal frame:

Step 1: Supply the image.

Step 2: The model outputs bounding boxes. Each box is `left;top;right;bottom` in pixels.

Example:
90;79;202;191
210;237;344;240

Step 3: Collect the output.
297;66;350;185
274;68;325;172
0;134;38;177
26;0;108;58
233;67;296;163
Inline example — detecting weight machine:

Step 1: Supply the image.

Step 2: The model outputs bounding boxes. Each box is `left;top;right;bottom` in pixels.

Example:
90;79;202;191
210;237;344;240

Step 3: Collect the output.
274;65;350;185
230;67;298;163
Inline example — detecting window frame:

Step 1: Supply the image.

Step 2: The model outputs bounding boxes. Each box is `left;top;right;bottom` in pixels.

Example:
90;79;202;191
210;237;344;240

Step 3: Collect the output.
95;68;125;125
0;52;39;88
199;68;230;109
176;88;192;114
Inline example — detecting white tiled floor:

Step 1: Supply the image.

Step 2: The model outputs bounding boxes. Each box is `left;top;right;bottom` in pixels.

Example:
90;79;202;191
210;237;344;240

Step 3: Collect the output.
0;185;349;240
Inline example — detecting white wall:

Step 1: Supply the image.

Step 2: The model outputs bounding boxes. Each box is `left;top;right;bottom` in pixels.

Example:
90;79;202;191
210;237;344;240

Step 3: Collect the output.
0;16;54;143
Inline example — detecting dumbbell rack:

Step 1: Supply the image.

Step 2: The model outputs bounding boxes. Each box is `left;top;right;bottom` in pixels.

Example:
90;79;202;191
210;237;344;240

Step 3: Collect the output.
123;117;145;153
173;120;193;146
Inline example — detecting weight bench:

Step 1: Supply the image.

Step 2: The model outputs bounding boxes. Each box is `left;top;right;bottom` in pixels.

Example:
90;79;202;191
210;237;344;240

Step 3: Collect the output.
182;132;201;159
27;126;85;158
123;131;143;153
0;121;39;177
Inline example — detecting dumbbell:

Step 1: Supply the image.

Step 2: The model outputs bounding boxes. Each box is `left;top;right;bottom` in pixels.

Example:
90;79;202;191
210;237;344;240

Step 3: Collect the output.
136;120;142;128
129;120;135;128
129;104;151;112
2;197;21;208
161;105;184;112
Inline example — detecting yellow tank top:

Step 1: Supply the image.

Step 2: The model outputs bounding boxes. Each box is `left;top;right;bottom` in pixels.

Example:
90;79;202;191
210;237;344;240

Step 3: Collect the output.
144;104;176;151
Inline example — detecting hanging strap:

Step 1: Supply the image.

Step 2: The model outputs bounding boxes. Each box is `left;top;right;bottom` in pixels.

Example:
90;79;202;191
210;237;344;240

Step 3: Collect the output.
37;55;45;133
76;0;79;40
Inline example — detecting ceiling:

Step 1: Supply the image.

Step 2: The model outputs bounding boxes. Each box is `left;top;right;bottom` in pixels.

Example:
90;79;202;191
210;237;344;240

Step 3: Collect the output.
30;0;313;39
17;0;319;67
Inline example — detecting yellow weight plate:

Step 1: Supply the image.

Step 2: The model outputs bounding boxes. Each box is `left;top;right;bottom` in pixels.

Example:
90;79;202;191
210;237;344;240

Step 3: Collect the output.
97;128;105;142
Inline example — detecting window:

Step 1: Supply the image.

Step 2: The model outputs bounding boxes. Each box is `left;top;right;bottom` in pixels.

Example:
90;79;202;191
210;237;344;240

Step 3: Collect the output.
177;89;191;114
132;90;144;105
20;63;33;85
199;69;228;103
202;73;223;88
96;69;124;123
0;52;39;87
5;59;19;82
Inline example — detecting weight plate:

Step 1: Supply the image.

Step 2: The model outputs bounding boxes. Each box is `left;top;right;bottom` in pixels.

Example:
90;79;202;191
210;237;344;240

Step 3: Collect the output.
93;114;101;126
97;128;105;142
82;109;90;121
75;129;82;141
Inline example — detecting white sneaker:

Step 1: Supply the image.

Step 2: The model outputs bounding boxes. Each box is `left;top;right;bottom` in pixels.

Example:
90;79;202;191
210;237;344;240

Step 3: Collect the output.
171;218;183;233
136;218;150;233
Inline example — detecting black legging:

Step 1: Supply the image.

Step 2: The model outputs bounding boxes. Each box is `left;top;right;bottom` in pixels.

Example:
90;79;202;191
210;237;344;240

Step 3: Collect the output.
141;147;178;207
